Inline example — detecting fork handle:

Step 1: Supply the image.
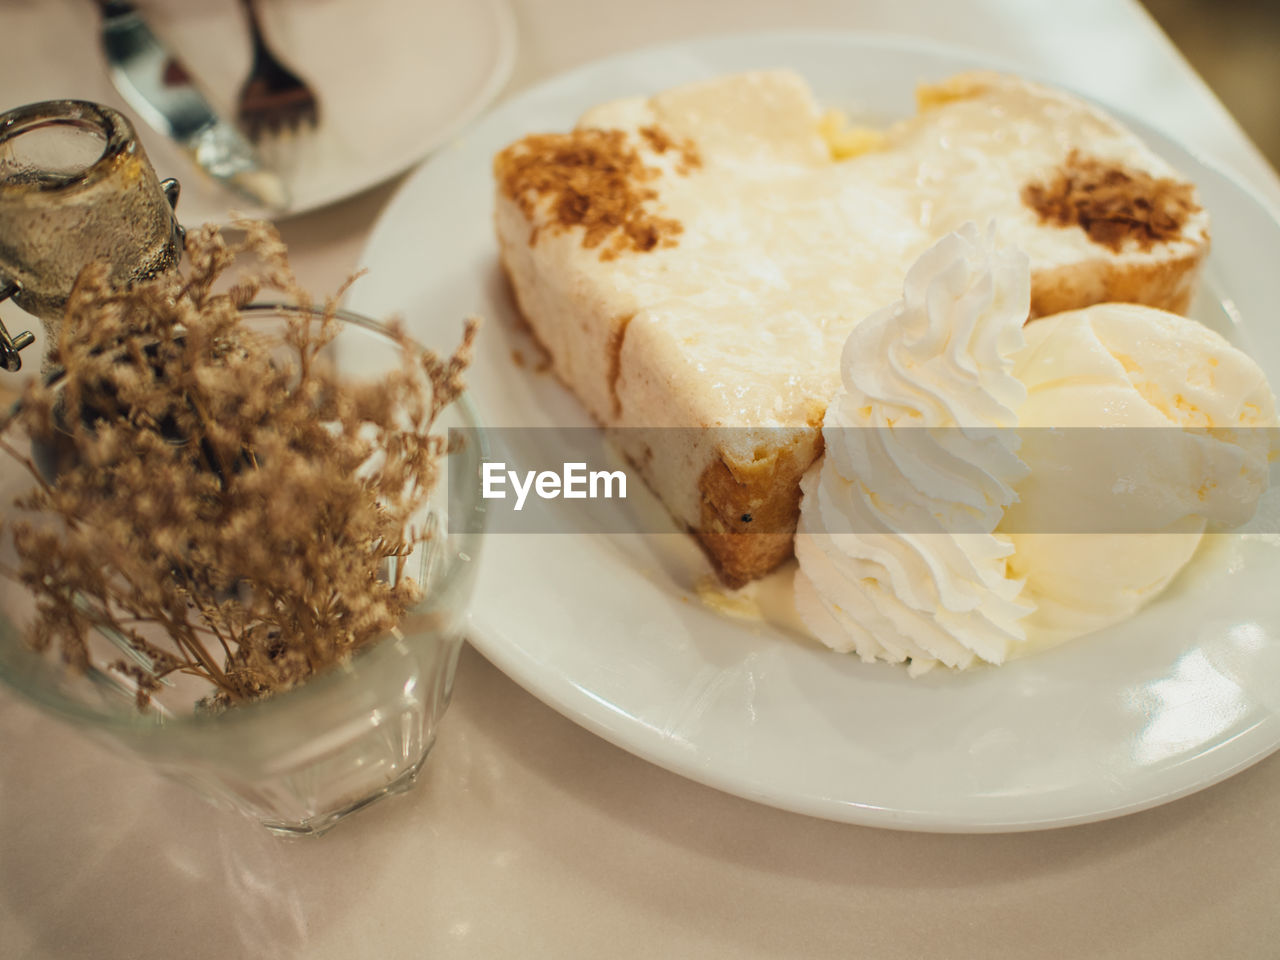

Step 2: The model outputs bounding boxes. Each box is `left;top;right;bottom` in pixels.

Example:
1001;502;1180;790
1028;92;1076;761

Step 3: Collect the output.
94;0;137;16
238;0;276;74
237;0;269;53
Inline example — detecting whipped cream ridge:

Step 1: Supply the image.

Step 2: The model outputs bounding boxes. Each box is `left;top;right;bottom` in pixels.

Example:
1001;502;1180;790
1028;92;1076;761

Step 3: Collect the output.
794;224;1034;674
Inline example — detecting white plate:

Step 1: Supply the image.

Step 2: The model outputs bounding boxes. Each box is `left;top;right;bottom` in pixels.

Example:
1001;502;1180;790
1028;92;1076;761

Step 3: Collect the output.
0;0;516;224
350;32;1280;832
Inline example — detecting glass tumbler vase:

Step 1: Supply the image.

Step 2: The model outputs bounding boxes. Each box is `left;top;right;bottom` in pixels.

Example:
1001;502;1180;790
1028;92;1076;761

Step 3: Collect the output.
0;305;487;836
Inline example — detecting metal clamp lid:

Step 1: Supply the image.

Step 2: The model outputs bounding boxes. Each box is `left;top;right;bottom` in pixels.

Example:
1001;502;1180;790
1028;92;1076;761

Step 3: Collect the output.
0;281;35;373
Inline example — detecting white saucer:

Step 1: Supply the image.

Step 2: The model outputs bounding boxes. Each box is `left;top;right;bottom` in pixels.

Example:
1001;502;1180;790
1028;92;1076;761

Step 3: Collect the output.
0;0;516;224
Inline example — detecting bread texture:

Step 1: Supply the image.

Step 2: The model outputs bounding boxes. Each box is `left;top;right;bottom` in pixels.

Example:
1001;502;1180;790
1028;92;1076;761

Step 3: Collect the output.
493;70;1210;586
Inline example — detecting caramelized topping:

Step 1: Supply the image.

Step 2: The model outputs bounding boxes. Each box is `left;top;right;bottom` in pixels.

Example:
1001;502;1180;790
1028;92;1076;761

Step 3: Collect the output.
495;127;699;261
1022;150;1199;252
639;125;702;174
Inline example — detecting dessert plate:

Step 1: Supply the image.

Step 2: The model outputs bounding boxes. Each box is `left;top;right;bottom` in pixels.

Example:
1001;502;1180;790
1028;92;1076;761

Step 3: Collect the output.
0;0;516;223
350;32;1280;831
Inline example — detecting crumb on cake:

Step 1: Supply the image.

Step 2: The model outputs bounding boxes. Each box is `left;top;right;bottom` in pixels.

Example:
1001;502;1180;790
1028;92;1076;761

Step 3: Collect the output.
638;125;702;174
493;127;699;261
1022;150;1201;253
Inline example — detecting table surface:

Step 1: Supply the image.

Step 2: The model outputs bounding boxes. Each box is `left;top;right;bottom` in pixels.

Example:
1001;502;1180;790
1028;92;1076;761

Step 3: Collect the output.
3;1;1280;958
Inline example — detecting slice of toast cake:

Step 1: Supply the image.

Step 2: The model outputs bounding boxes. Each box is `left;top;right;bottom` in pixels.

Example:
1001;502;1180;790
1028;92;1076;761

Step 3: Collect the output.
493;70;1210;586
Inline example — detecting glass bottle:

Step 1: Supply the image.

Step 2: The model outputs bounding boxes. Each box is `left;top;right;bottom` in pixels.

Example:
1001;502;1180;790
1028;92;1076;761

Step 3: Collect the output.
0;99;183;371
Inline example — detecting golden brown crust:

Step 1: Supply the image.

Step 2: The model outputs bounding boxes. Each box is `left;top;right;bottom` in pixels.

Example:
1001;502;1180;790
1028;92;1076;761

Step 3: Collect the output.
605;313;635;418
696;526;796;591
1028;244;1208;319
695;441;818;588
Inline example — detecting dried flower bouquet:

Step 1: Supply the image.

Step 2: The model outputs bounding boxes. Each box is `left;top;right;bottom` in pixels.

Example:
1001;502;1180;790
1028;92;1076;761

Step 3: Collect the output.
0;222;476;710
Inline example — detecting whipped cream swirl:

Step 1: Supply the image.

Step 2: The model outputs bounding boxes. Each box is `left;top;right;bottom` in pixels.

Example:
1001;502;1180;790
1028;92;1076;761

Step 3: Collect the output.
794;223;1034;674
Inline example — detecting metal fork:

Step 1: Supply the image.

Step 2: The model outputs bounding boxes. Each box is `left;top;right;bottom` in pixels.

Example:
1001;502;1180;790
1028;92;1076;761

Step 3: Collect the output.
235;0;319;141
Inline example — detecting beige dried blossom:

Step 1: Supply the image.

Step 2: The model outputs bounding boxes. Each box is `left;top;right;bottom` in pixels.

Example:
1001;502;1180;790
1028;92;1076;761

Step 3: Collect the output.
0;222;477;710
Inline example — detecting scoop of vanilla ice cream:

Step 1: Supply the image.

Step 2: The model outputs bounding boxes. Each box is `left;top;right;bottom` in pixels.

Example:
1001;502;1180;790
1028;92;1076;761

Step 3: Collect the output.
1002;303;1279;640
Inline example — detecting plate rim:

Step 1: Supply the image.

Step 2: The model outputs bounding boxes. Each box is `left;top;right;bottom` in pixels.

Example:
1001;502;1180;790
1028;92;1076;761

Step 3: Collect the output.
276;0;518;221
